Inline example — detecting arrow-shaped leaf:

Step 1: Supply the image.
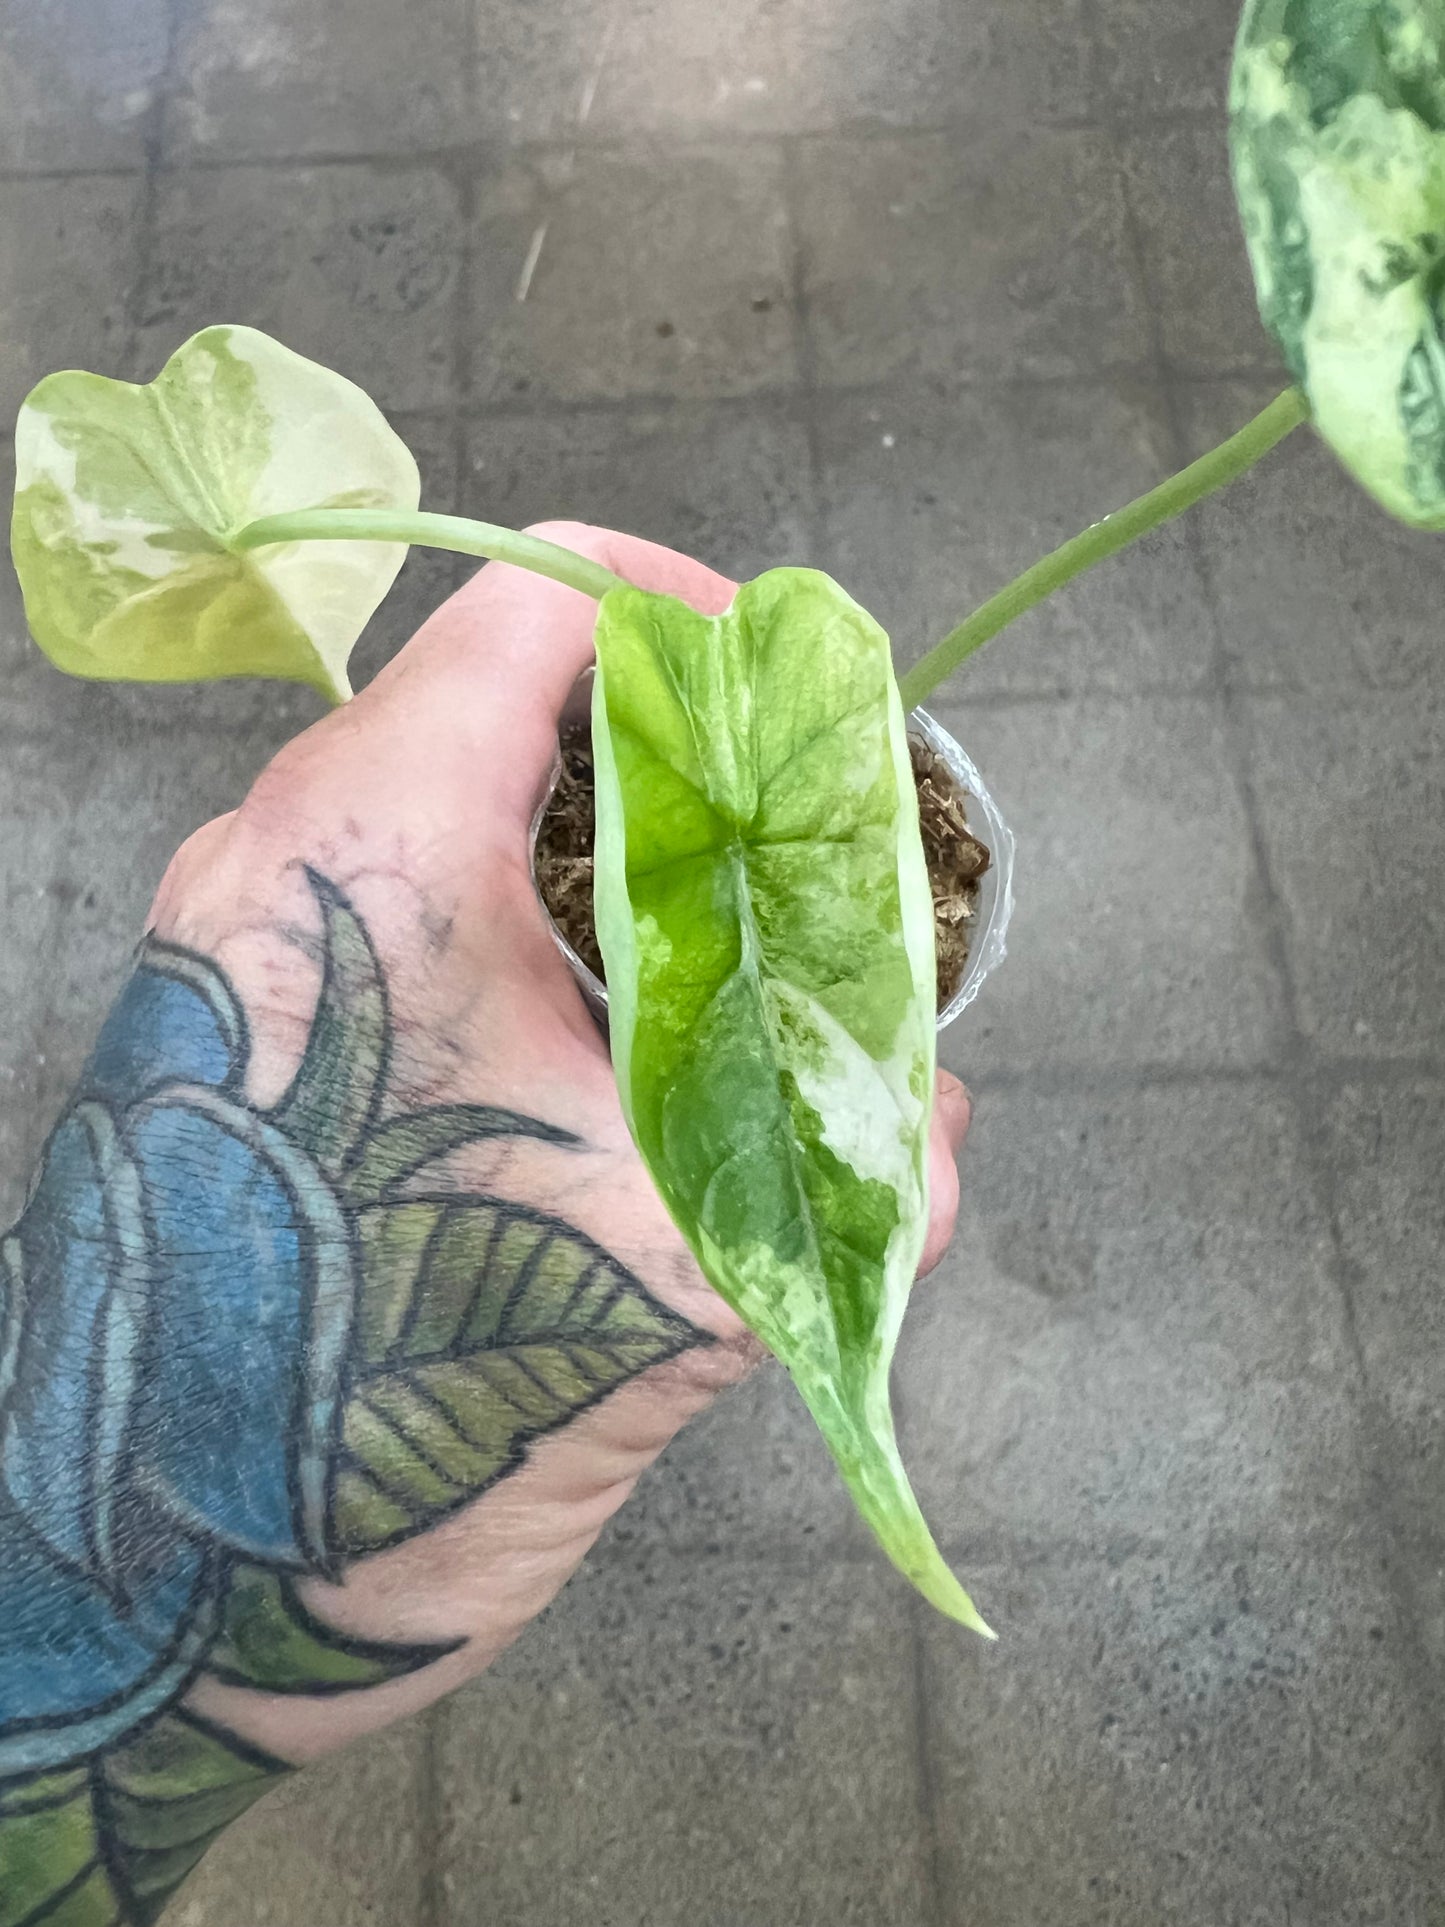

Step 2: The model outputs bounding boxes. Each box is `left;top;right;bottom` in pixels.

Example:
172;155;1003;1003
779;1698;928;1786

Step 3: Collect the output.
334;1196;696;1553
590;569;991;1633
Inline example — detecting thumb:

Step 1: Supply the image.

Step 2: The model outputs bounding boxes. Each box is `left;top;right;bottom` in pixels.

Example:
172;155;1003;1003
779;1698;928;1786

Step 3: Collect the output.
358;522;738;828
919;1072;971;1278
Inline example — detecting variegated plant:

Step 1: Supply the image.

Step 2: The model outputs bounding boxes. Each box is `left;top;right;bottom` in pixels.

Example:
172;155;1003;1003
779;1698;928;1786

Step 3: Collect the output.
1231;0;1445;527
11;25;1445;1647
7;325;992;1636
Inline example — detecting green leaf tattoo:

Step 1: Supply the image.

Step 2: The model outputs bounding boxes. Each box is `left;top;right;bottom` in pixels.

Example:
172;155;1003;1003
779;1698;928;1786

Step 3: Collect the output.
589;568;989;1635
10;325;420;701
91;1712;291;1924
1231;0;1445;526
337;1196;694;1552
0;870;703;1921
1;1767;115;1927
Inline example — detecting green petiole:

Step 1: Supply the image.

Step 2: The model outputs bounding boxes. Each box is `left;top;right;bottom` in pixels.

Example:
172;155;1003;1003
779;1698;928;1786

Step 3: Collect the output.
240;389;1310;715
898;386;1310;711
234;508;627;606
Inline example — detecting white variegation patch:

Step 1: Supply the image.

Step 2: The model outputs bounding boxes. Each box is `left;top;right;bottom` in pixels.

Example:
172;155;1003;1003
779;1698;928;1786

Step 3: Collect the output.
12;324;419;699
591;567;993;1635
1231;0;1445;528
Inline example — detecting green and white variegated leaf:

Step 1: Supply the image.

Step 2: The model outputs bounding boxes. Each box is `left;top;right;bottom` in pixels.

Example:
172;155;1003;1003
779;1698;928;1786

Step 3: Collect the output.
91;1711;287;1923
589;567;990;1635
1230;0;1445;526
204;1565;461;1696
11;324;420;700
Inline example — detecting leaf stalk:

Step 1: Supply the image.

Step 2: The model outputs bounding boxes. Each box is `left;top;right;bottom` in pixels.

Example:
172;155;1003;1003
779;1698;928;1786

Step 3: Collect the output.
235;509;626;605
898;385;1310;710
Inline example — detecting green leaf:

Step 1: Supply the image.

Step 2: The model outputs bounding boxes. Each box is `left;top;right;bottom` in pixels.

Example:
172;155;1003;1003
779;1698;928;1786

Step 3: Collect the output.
589;568;990;1634
333;1195;694;1553
1230;0;1445;526
11;324;420;700
205;1564;461;1695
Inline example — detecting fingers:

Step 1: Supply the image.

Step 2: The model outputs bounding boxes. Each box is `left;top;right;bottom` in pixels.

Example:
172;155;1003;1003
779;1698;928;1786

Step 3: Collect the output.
933;1068;972;1156
918;1071;971;1278
356;522;738;829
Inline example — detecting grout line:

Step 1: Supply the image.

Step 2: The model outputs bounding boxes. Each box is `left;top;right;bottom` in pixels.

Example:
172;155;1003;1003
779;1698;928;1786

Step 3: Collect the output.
1076;0;1107;123
0;102;1240;189
119;360;1276;431
13;0;192;1142
923;678;1220;710
460;0;480;127
778;137;830;572
963;1056;1445;1099
0;677;1424;755
451;0;483;412
417;1705;445;1927
124;0;184;344
590;1511;1431;1581
0;105;1229;186
0;161;145;184
10;371;1294;451
511;15;617;307
910;1600;947;1927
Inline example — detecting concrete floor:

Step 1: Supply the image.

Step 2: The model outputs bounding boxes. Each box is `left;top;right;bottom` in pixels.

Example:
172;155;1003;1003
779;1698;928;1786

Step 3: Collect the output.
4;0;1445;1921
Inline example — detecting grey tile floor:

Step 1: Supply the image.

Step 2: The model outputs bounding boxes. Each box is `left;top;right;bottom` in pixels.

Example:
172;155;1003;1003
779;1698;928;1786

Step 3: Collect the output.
3;0;1445;1921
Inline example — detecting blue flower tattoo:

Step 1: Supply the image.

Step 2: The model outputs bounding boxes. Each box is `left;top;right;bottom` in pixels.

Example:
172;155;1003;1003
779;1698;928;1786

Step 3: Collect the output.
0;871;698;1921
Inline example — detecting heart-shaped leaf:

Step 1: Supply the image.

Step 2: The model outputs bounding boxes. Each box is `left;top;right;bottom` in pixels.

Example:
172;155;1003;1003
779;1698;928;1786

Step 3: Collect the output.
1231;0;1445;527
11;324;420;700
590;568;991;1634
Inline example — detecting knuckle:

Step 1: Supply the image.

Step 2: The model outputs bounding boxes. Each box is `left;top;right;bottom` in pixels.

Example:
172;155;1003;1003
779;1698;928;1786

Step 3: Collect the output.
520;518;613;564
233;708;355;839
153;814;233;910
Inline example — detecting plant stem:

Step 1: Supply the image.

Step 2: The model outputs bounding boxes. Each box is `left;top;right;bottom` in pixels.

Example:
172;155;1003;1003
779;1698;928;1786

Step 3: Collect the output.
898;385;1310;712
234;509;627;603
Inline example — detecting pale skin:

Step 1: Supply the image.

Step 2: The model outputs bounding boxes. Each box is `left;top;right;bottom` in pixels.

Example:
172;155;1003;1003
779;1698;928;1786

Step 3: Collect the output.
7;524;969;1793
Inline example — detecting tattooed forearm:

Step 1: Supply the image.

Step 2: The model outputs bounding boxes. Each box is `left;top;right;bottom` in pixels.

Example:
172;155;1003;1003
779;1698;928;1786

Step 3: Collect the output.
0;871;699;1924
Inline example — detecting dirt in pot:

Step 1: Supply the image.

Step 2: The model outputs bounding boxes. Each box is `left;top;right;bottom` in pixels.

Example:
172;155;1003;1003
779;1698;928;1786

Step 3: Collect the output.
534;725;993;1014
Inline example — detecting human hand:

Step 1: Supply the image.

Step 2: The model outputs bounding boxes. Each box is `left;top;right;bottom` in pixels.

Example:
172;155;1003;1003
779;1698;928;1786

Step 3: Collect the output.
0;527;969;1918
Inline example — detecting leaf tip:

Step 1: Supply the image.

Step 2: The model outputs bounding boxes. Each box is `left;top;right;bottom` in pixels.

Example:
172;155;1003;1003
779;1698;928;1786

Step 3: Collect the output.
944;1587;997;1642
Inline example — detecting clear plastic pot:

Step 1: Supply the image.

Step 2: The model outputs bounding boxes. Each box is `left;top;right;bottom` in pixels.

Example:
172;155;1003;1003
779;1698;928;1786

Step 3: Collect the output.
531;676;1015;1035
